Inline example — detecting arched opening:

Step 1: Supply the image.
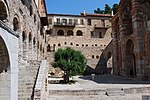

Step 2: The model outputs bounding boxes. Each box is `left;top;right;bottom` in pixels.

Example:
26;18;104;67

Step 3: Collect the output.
57;30;64;36
0;1;8;21
13;17;19;31
106;52;113;74
76;30;83;36
40;44;42;51
47;44;50;52
0;36;10;99
33;37;36;45
67;30;73;36
29;32;32;43
22;31;26;42
30;5;33;16
34;14;36;23
125;39;136;77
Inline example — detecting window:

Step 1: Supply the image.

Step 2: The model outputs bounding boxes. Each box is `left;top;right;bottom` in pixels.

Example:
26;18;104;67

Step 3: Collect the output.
92;55;94;58
64;42;67;45
76;44;79;46
101;20;105;27
62;18;67;24
70;43;73;45
47;44;50;52
0;1;7;21
56;18;60;24
58;43;61;46
76;30;83;36
34;14;36;23
99;32;102;38
96;55;99;59
80;19;84;25
82;44;84;46
67;30;73;36
33;37;36;45
57;30;64;36
88;19;91;25
95;44;97;46
29;32;32;43
13;17;19;31
30;5;33;16
49;19;52;24
91;31;94;37
69;19;72;24
22;31;26;42
74;19;78;25
86;44;88;47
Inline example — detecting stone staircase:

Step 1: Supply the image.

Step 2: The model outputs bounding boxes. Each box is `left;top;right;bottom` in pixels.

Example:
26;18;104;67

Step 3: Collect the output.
48;87;150;99
18;60;41;100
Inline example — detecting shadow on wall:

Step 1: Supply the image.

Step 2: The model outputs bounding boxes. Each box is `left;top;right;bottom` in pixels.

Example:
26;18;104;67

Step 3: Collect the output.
84;40;113;75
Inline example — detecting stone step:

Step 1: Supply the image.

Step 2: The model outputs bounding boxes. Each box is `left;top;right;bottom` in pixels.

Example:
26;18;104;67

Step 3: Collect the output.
49;90;105;96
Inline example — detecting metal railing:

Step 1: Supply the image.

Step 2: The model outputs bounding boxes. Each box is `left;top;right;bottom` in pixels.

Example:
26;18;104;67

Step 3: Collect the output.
54;22;76;26
0;20;19;37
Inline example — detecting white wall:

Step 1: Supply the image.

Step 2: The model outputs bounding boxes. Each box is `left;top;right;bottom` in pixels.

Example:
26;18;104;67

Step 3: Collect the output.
0;27;18;100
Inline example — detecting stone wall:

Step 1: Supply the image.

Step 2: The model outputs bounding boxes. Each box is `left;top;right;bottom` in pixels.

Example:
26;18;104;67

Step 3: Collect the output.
111;0;150;80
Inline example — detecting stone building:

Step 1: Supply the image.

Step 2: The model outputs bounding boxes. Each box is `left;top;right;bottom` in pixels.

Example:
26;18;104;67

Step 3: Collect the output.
0;0;48;100
46;13;113;74
111;0;150;80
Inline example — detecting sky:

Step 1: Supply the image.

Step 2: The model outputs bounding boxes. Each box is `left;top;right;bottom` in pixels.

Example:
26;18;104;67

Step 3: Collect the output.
45;0;120;15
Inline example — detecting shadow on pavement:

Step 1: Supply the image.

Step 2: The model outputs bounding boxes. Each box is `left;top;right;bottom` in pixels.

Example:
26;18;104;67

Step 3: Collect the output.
79;74;150;84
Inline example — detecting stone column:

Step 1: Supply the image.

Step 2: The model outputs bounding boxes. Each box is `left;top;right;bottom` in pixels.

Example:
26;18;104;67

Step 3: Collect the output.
132;0;146;80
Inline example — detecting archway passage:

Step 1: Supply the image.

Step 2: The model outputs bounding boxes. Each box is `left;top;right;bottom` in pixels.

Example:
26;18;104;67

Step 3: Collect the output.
106;52;113;74
0;36;10;99
0;1;7;21
125;39;136;77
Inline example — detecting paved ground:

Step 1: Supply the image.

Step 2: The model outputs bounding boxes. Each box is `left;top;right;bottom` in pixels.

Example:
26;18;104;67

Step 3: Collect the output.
47;74;150;100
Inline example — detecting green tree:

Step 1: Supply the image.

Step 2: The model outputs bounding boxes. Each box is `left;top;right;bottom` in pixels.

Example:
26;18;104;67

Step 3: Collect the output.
112;3;119;15
104;4;112;14
53;47;87;83
94;8;105;14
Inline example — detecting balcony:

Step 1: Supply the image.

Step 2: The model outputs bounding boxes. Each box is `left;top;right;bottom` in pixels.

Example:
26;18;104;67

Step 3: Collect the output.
54;22;75;27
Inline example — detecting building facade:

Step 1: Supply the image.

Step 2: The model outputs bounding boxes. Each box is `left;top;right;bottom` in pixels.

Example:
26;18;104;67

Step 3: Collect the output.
111;0;150;80
47;13;113;74
0;0;48;99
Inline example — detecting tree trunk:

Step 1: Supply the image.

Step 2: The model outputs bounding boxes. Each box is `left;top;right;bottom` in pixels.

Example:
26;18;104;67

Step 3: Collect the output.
63;74;69;83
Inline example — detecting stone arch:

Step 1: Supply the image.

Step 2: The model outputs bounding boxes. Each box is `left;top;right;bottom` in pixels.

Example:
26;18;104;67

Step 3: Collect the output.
0;36;10;99
76;30;83;36
125;39;136;77
106;52;113;74
13;17;19;31
57;30;64;36
67;30;73;36
0;0;9;21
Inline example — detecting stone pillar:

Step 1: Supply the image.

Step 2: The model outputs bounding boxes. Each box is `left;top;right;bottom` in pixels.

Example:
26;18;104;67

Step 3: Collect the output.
132;0;146;80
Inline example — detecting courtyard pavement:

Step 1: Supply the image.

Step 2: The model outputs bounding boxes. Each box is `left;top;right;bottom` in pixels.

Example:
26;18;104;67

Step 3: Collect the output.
47;74;150;100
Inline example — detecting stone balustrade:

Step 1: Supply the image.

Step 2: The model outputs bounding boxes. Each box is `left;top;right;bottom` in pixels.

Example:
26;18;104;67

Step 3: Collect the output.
34;60;48;100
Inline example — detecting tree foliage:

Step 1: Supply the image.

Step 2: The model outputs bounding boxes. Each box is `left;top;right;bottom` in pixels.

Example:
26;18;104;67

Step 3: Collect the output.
104;4;112;14
94;8;105;14
94;3;119;15
53;47;87;77
112;3;119;15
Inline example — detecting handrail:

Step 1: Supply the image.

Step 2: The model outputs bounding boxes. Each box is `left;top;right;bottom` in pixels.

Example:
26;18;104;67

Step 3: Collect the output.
0;20;19;38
